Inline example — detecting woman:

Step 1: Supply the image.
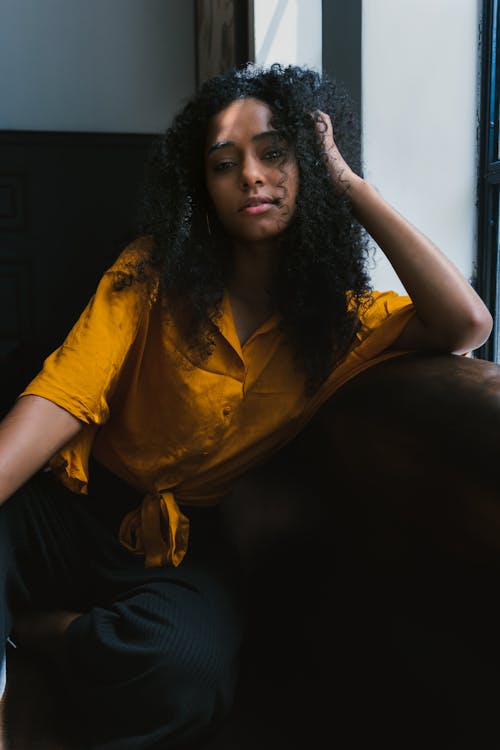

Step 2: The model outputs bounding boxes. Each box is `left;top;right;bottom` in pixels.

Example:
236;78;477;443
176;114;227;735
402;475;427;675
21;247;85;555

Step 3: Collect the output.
0;63;492;748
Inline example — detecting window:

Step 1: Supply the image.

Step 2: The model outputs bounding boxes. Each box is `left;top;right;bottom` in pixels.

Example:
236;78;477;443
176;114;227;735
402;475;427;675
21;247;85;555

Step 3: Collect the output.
477;0;500;361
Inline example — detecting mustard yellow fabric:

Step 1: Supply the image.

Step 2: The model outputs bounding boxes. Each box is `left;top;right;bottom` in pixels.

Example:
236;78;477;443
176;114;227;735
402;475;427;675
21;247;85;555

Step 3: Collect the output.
20;237;416;567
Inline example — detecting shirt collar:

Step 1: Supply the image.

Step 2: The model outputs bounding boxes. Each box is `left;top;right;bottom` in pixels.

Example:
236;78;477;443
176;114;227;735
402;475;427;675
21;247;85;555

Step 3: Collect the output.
218;289;281;357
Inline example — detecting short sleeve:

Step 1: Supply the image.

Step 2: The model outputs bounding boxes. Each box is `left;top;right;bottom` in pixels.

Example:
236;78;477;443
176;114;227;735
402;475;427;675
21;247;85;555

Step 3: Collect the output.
19;238;159;425
350;290;415;363
300;289;416;417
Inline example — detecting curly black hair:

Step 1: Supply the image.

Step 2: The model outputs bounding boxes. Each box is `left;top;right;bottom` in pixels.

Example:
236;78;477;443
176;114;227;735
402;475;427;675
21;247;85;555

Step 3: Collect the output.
136;62;372;394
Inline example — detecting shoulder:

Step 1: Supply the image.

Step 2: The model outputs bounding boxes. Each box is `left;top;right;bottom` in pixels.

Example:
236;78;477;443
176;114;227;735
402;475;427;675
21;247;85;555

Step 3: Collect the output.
109;235;156;270
105;235;161;304
348;289;415;356
356;290;413;330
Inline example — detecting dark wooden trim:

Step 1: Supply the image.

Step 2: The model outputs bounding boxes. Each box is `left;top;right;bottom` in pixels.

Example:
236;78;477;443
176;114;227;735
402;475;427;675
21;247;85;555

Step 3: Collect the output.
195;0;254;88
234;0;253;66
246;0;255;62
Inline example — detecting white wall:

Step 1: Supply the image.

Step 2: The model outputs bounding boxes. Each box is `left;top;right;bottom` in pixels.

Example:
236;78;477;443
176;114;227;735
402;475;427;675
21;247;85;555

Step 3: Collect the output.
0;0;195;133
254;0;480;295
253;0;322;71
362;0;480;293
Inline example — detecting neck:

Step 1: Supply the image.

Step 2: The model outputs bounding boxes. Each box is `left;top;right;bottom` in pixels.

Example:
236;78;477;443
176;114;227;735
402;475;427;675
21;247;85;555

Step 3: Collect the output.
229;239;280;304
227;240;281;344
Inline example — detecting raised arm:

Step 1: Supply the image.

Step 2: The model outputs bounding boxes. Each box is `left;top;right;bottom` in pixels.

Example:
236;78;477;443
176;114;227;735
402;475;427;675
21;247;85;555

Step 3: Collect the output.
0;395;82;506
315;111;493;354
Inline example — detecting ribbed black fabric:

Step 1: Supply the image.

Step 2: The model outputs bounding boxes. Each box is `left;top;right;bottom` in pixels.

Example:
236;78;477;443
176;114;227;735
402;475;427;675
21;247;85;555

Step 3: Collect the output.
1;468;247;749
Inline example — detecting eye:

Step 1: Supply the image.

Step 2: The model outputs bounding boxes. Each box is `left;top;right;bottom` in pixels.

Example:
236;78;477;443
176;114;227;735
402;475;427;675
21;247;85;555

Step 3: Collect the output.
213;160;236;172
263;148;286;161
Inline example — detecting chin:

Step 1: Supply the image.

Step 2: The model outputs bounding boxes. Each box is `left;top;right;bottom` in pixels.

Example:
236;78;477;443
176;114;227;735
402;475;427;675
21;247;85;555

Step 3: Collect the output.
234;222;290;244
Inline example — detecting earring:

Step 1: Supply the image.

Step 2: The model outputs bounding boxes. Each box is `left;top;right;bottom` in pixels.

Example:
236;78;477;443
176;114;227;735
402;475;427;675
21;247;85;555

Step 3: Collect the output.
206;211;213;237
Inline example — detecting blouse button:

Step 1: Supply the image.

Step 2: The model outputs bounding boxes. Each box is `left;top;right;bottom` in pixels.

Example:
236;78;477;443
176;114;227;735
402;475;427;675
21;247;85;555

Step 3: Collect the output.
222;405;231;417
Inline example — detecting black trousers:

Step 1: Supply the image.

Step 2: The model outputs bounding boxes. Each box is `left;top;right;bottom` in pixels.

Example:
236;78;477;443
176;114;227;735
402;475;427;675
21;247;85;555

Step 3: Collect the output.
1;466;247;749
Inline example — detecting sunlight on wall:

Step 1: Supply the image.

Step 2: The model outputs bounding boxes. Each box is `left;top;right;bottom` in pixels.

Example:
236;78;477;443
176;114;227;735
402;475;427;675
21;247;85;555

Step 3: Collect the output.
253;0;322;71
363;0;479;294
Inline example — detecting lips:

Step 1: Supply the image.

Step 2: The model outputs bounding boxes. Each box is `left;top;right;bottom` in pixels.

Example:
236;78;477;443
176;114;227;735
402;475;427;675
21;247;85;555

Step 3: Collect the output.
239;196;278;214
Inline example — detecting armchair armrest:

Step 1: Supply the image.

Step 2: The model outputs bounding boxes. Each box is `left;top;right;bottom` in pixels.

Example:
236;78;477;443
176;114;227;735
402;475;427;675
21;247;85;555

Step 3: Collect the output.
309;351;500;566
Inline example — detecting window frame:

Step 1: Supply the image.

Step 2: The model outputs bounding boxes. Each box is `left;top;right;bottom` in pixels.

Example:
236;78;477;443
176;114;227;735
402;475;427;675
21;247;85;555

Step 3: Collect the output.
477;0;500;361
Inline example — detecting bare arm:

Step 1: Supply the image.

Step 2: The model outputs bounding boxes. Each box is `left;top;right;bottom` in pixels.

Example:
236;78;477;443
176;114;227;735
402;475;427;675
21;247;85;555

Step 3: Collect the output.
0;395;82;506
316;112;493;354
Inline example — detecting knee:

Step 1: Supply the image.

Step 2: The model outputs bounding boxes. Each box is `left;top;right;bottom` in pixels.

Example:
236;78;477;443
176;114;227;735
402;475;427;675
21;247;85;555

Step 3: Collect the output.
137;596;239;726
68;586;241;739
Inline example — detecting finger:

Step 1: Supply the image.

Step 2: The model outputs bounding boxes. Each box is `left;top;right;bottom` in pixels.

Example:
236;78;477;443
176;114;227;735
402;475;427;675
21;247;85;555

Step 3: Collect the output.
312;110;333;136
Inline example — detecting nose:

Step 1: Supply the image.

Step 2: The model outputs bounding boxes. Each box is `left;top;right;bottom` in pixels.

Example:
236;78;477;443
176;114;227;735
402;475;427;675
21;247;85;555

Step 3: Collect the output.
240;153;264;190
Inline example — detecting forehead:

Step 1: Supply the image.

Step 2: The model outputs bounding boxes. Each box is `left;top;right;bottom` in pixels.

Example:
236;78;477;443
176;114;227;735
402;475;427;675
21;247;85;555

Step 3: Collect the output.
206;97;274;145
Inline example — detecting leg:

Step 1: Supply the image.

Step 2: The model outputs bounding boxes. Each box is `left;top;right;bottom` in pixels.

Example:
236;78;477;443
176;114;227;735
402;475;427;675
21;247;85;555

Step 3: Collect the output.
0;470;94;746
3;471;247;749
61;529;246;749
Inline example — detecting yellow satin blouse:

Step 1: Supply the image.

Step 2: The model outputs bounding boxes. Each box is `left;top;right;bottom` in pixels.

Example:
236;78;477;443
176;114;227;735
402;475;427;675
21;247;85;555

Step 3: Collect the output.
20;237;415;567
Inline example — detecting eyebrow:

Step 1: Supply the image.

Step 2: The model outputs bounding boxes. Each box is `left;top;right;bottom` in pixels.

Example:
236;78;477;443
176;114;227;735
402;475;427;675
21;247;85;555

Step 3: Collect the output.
207;130;282;156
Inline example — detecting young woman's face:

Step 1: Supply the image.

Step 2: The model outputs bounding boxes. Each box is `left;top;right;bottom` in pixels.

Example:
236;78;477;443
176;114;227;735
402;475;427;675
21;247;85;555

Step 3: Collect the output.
205;97;299;247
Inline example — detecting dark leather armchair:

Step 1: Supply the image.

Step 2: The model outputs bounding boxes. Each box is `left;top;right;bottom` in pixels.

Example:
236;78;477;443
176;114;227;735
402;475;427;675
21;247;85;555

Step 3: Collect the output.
3;352;500;749
215;351;500;749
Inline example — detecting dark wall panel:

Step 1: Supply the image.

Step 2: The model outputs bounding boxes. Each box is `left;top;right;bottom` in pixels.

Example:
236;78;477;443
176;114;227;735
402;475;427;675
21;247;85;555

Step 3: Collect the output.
322;0;362;178
0;131;156;416
322;0;362;120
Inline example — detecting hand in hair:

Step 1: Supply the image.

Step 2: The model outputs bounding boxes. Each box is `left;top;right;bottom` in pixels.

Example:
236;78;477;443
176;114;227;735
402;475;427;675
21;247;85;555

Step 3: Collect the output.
313;110;358;197
311;109;493;354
